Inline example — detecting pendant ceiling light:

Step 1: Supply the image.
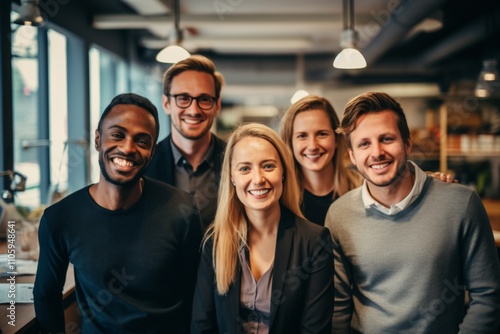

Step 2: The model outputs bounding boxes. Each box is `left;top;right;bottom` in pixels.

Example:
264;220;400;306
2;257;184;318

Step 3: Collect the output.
479;59;498;82
156;0;190;64
475;60;498;98
333;0;366;69
13;0;44;27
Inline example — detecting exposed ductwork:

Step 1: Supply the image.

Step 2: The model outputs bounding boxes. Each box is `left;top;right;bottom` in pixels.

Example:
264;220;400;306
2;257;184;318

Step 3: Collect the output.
410;7;500;67
329;0;448;80
361;0;449;66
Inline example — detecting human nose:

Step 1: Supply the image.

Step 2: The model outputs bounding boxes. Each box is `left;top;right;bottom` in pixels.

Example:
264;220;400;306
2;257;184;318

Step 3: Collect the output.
252;169;265;184
119;137;136;154
185;98;202;113
371;142;384;158
307;136;319;149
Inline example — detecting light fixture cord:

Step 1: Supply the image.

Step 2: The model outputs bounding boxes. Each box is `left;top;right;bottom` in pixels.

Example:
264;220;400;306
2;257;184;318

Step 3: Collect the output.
349;0;354;30
342;0;348;30
173;0;182;43
345;0;354;30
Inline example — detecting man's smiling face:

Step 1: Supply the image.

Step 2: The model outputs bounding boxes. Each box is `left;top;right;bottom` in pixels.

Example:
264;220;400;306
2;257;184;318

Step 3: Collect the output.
163;70;221;142
95;104;157;187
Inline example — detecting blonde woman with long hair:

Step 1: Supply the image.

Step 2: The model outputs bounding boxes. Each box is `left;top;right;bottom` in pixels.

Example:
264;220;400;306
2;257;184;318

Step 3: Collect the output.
191;123;334;334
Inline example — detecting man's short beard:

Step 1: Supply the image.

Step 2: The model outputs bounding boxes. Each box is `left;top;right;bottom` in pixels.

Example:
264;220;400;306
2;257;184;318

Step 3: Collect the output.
173;121;212;141
99;158;145;187
364;159;409;188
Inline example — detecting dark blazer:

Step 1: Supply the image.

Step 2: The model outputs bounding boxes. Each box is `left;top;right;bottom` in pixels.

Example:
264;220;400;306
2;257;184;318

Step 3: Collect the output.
144;133;226;228
191;207;334;334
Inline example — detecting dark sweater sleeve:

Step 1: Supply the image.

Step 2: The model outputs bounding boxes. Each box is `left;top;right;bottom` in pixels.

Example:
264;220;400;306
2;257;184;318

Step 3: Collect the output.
180;200;203;326
191;240;218;334
33;215;69;334
459;191;500;332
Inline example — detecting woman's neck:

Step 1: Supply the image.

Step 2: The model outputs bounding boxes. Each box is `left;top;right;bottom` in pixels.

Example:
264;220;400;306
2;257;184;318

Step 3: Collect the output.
245;204;280;237
302;163;336;196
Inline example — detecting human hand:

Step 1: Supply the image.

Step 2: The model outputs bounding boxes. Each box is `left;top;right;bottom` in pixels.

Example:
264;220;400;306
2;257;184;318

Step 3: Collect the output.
427;171;458;183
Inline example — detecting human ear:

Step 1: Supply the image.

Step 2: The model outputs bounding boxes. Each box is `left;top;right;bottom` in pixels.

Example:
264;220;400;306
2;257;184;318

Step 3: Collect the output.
162;94;171;116
94;129;100;151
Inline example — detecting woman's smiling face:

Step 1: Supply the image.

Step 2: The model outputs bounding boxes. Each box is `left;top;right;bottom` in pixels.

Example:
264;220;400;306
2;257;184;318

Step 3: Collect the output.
231;136;283;216
292;109;336;174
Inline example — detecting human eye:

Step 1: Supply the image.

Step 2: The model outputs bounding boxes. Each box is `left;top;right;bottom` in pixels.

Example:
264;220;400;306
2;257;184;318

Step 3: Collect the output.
318;131;330;138
238;166;250;173
110;132;124;140
136;136;152;148
295;133;307;140
199;95;214;103
381;136;395;143
198;95;215;108
263;163;277;170
176;95;191;103
357;141;369;149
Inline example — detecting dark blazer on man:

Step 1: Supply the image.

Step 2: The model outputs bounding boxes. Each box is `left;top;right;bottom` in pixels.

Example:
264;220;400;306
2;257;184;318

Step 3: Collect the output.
144;134;225;229
191;207;334;334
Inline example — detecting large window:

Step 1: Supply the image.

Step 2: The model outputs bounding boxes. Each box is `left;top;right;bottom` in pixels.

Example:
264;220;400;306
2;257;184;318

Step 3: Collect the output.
48;29;68;201
11;13;40;209
11;12;69;210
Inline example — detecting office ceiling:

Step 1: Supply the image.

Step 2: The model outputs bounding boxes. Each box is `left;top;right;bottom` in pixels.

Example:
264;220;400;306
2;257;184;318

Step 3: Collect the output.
26;0;500;106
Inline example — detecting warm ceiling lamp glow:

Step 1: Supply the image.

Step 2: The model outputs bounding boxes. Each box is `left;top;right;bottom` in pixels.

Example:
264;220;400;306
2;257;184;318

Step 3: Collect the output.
155;0;190;64
480;60;498;81
290;89;310;104
13;0;44;26
475;80;490;98
333;0;366;69
156;45;190;63
333;46;366;69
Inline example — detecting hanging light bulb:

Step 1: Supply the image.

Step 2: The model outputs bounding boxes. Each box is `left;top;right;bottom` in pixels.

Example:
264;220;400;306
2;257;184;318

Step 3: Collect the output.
333;0;366;69
290;89;310;104
156;0;190;64
479;60;498;82
13;0;44;27
156;42;190;63
475;79;490;98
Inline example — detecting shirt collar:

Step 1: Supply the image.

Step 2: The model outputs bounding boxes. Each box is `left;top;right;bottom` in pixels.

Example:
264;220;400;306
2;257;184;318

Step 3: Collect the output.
361;160;427;215
170;135;215;168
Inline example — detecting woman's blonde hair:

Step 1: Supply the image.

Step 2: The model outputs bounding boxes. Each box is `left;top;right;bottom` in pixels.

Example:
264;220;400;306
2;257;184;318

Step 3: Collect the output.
279;95;361;200
206;122;303;294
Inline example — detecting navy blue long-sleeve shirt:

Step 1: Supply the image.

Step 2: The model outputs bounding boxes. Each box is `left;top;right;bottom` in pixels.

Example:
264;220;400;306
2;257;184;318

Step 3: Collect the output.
34;177;202;333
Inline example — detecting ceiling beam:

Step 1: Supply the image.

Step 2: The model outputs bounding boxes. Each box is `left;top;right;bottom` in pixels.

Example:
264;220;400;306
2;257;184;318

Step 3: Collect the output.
141;36;312;52
120;0;170;15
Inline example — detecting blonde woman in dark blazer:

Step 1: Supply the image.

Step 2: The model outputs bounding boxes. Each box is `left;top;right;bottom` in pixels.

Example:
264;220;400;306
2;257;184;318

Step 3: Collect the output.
191;123;334;334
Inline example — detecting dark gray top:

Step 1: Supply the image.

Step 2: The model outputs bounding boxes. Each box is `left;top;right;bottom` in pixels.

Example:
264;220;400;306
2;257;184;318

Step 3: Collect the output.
171;137;217;223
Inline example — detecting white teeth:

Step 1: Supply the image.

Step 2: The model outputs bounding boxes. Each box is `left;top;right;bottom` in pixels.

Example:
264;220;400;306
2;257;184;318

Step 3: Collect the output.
249;189;270;196
372;163;389;170
305;154;321;159
183;119;202;124
113;158;133;167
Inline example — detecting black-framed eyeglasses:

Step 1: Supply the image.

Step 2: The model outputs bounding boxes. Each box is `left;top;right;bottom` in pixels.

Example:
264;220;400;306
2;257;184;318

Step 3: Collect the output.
168;94;217;110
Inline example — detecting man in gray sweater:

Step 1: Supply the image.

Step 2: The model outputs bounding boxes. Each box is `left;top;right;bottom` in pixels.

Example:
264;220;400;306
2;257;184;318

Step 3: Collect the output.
326;91;500;333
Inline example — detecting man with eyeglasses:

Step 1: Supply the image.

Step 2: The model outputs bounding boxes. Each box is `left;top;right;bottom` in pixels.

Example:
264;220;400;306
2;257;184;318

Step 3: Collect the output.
145;55;225;230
